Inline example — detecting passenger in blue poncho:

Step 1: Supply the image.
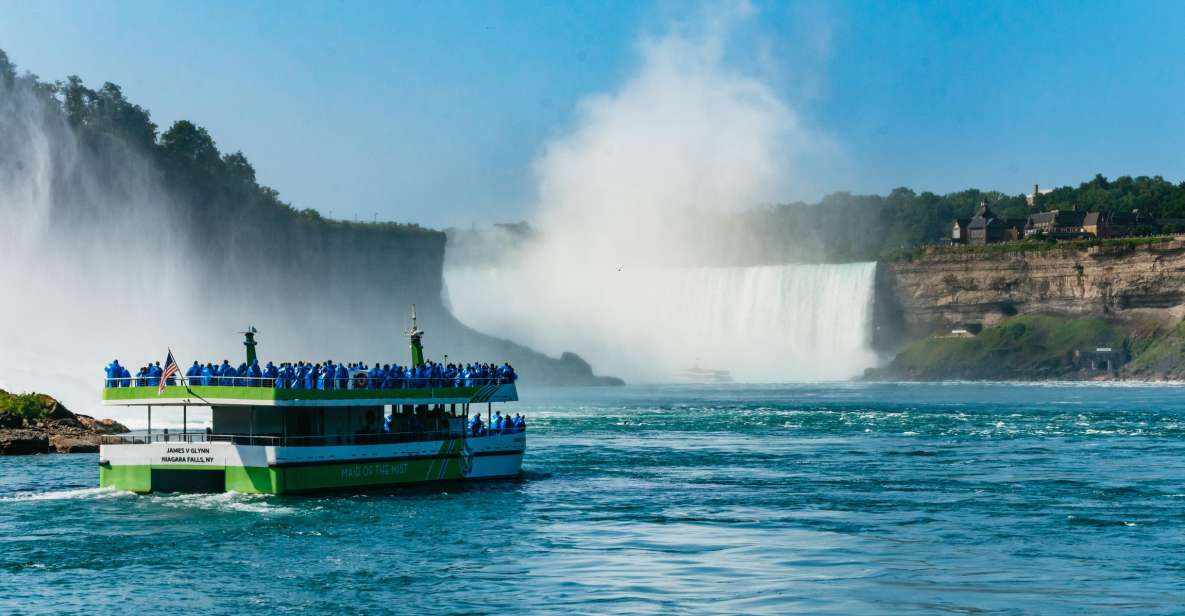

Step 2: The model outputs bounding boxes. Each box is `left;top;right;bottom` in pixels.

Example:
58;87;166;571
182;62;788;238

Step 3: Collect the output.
248;360;262;387
469;413;485;436
289;363;303;390
378;364;391;389
323;361;336;391
104;360;118;387
200;363;213;386
279;363;294;389
315;363;327;390
368;363;383;390
304;364;316;390
264;362;278;387
185;361;201;385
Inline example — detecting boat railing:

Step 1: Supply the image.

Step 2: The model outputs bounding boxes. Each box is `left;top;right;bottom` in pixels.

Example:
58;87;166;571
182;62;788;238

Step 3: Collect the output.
97;428;516;447
99;432;212;445
102;375;512;391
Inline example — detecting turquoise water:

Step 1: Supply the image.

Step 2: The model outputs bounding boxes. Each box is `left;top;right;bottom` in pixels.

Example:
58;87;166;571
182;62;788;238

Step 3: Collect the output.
2;383;1185;614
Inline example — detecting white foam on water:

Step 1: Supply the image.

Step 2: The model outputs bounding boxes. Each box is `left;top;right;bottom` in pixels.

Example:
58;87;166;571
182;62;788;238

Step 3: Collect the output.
153;491;296;515
2;487;134;501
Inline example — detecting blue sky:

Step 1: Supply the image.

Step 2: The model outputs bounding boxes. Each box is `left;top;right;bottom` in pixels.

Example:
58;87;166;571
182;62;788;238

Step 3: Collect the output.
2;1;1184;227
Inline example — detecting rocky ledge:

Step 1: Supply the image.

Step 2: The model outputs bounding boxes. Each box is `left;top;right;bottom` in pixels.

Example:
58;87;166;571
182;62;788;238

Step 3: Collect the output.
0;390;129;455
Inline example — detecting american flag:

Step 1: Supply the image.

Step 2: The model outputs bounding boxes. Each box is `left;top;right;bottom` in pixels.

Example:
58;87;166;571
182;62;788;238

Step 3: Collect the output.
158;349;179;395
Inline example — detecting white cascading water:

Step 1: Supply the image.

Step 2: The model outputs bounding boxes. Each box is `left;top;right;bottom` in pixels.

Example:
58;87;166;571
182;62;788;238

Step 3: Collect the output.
444;262;879;382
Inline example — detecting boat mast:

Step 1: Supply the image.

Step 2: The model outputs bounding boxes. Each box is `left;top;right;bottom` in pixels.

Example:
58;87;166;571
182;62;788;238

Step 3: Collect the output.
242;325;259;365
408;305;425;367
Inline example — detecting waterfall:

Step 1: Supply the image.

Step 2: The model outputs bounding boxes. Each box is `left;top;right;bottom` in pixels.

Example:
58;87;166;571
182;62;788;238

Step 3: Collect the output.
444;262;879;382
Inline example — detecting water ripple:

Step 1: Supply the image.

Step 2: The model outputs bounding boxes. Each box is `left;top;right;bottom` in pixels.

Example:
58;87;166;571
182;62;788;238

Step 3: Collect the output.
2;383;1185;614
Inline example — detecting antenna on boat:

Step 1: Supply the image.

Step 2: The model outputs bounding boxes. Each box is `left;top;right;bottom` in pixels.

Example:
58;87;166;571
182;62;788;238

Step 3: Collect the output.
241;325;259;365
407;305;425;367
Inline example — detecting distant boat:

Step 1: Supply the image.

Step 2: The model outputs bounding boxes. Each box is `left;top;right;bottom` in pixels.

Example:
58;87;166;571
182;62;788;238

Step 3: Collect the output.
672;367;733;384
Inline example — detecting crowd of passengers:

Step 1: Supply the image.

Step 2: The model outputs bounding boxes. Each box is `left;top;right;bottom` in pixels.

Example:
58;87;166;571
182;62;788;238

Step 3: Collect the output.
468;411;526;436
103;358;517;389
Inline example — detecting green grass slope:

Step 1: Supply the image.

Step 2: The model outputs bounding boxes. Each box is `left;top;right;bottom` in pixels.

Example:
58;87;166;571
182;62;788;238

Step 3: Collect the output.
878;315;1129;380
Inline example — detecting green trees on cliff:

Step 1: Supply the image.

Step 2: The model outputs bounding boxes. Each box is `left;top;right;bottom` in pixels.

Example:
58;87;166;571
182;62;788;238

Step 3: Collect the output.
0;48;426;242
1033;174;1185;221
739;176;1185;263
7;46;1185;265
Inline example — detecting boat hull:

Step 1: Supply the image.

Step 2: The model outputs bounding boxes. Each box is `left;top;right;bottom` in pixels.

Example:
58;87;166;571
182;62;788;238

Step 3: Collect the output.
99;433;525;494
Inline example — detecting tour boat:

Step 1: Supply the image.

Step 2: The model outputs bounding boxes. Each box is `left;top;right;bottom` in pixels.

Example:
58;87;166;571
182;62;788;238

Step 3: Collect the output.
672;366;733;384
98;315;524;494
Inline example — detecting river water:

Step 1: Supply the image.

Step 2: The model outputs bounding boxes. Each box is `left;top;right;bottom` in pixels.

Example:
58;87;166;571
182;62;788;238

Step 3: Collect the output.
2;383;1184;614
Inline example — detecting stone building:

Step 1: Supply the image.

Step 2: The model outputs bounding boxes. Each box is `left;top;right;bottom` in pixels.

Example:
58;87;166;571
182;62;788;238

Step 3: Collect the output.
1025;209;1088;240
1026;183;1054;207
1083;211;1157;238
951;218;971;244
965;201;1025;245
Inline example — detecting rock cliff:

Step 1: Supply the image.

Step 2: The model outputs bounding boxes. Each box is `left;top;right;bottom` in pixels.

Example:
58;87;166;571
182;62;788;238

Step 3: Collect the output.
0;390;129;455
871;238;1185;380
879;239;1185;341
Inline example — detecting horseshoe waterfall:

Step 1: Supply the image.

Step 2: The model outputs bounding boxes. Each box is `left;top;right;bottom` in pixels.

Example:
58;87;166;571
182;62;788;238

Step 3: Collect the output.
444;262;880;382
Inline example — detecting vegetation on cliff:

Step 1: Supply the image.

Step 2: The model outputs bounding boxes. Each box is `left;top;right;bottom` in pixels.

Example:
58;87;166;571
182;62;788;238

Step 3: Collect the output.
0;389;129;455
0;390;52;423
877;316;1122;380
884;235;1178;262
706;175;1185;265
1;50;437;261
874;314;1185;381
1125;319;1185;377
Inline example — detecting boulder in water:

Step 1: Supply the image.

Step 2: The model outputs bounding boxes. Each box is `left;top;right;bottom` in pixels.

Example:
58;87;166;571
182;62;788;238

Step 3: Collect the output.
49;436;100;454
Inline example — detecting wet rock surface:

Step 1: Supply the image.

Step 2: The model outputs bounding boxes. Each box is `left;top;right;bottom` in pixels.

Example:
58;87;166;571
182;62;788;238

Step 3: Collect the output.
0;390;128;455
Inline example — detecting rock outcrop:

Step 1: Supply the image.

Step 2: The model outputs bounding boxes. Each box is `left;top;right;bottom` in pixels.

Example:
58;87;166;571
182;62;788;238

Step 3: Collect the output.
880;239;1185;341
0;390;128;455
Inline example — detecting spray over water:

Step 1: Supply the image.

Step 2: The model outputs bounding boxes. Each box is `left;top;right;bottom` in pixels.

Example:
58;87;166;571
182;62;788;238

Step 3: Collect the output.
0;63;471;423
446;6;877;381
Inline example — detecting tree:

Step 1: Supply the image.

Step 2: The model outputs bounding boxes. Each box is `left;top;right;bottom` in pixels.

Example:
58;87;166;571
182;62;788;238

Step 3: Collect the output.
0;49;14;86
160;120;221;170
222;151;257;186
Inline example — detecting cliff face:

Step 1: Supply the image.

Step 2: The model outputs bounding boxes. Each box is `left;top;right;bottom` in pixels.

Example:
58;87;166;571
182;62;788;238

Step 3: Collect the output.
880;240;1185;340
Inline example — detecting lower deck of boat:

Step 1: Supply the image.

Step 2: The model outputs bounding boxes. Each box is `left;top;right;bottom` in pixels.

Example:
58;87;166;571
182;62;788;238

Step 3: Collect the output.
99;432;525;494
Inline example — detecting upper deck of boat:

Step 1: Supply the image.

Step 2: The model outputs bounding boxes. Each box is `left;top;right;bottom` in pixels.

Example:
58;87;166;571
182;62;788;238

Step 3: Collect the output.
102;380;519;407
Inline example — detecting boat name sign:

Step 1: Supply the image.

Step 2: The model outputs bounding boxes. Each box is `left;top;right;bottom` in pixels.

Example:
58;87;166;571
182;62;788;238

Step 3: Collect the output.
158;446;218;465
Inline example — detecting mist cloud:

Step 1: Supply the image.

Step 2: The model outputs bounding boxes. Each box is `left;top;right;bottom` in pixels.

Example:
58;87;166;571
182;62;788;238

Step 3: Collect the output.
532;4;841;266
446;6;878;382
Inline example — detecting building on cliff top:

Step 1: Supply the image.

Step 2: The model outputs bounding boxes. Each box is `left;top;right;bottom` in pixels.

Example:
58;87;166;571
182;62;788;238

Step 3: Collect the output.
1025;208;1089;240
963;200;1025;245
951;218;971;244
1083;210;1157;238
1026;183;1055;207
